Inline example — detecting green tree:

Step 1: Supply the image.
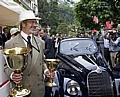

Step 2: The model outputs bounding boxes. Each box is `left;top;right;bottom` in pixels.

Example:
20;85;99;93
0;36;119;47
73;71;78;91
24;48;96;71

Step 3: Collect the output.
38;0;77;35
56;23;69;34
75;0;120;30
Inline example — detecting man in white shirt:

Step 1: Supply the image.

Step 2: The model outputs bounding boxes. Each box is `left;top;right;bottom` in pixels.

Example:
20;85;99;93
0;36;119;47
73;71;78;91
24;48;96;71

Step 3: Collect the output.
103;32;112;69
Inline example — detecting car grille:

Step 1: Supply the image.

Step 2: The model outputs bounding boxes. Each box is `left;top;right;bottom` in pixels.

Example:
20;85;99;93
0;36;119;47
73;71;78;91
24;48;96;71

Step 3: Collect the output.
87;70;114;97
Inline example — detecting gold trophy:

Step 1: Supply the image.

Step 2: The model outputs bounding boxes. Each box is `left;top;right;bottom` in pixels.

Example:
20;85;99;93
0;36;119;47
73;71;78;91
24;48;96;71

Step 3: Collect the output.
4;47;31;97
44;59;60;87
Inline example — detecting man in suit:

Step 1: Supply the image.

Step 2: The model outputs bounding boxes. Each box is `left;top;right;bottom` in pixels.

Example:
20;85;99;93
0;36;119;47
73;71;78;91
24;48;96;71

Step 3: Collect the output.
39;28;55;59
0;29;7;48
5;10;50;97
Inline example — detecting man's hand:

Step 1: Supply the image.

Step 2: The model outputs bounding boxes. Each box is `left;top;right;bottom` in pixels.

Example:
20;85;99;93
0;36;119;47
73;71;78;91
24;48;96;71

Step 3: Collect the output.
11;72;23;84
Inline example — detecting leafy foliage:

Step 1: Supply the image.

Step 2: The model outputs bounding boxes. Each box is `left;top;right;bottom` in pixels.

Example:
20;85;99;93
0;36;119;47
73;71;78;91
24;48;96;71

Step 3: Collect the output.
56;23;69;34
38;0;76;35
75;0;120;30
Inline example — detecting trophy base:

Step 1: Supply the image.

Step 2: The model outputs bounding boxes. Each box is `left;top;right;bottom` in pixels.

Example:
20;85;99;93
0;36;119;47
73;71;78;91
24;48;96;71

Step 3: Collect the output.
10;88;31;97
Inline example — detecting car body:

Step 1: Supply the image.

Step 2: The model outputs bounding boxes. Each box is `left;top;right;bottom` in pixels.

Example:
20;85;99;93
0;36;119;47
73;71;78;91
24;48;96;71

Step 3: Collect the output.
52;38;120;97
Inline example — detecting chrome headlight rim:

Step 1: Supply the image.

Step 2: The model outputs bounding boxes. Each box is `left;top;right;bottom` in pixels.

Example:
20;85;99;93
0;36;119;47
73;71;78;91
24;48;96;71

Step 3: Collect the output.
66;80;81;96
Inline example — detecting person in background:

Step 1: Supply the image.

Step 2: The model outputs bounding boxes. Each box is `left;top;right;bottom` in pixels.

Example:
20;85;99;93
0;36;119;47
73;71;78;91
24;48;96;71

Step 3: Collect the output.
10;27;20;39
113;24;120;46
110;25;120;68
0;28;7;48
5;10;50;97
3;27;11;41
103;31;112;69
51;34;56;53
39;28;55;59
54;33;61;55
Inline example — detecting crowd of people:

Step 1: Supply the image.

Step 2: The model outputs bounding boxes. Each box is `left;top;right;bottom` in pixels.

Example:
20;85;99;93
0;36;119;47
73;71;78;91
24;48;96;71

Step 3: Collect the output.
76;24;120;70
103;25;120;70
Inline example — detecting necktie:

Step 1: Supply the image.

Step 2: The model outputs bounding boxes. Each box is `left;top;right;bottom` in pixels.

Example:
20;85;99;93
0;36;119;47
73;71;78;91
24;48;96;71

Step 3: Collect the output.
27;36;32;49
27;36;32;57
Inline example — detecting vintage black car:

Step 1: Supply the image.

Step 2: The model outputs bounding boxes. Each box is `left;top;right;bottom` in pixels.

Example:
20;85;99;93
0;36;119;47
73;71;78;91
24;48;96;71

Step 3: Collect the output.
52;38;120;97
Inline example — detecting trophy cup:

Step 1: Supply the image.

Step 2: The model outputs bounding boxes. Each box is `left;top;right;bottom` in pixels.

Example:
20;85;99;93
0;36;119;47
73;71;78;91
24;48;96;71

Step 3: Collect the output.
44;59;60;87
4;47;31;97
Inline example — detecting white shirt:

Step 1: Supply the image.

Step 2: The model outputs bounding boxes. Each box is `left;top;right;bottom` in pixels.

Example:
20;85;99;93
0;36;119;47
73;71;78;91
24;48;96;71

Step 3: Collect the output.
55;38;58;48
114;37;120;45
104;38;109;48
21;31;32;47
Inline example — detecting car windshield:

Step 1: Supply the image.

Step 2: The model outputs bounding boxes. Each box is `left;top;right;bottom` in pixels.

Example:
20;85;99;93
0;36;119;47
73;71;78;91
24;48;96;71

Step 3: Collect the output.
59;38;98;55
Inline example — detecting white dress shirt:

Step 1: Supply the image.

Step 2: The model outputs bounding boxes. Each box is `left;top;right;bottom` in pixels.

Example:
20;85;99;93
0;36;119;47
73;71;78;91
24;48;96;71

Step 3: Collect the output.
21;31;32;47
104;38;109;48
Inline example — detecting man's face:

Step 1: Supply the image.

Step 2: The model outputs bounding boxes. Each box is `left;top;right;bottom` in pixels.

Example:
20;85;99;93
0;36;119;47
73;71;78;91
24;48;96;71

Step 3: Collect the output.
39;29;45;37
22;19;37;34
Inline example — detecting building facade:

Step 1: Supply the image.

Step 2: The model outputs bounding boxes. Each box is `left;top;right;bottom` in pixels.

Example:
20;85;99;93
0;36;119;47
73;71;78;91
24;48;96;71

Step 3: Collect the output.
13;0;38;15
0;0;38;26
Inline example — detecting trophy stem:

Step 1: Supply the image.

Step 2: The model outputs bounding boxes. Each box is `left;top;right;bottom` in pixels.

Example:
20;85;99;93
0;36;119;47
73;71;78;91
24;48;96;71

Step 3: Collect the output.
16;83;22;91
14;69;23;91
14;69;21;74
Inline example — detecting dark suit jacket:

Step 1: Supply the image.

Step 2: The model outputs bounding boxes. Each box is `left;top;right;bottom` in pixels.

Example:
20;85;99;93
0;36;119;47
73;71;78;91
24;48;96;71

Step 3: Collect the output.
0;33;7;47
42;35;55;59
5;33;47;97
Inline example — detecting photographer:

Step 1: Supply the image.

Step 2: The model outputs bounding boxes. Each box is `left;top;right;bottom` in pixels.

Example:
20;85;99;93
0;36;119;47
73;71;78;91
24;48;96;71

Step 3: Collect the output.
109;28;120;68
114;24;120;46
103;30;112;69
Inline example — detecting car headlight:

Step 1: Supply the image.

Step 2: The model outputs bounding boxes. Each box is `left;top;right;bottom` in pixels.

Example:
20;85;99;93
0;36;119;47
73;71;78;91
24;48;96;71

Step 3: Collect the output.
66;80;81;96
